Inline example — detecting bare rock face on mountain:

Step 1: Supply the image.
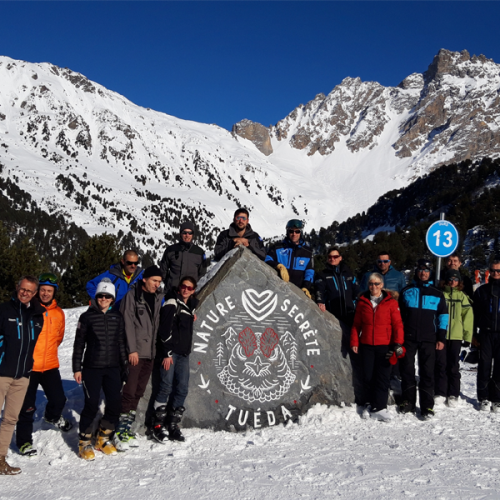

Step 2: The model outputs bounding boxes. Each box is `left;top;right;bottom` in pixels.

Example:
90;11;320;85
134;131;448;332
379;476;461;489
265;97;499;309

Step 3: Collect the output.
134;247;354;432
232;119;273;156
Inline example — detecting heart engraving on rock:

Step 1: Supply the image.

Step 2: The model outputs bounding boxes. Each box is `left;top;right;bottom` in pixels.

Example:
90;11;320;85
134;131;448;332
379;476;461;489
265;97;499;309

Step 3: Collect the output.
241;289;278;321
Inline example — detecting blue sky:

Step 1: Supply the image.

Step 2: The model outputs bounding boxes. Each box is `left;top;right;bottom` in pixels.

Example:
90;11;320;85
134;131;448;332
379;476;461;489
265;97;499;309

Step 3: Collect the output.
1;1;499;130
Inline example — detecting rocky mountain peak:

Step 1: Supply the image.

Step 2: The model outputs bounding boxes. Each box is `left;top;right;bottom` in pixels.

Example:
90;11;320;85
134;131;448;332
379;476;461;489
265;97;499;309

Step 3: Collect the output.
232;119;273;156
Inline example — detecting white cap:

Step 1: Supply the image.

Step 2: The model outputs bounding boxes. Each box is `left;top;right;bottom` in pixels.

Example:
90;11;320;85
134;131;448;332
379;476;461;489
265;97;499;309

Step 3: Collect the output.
95;278;116;299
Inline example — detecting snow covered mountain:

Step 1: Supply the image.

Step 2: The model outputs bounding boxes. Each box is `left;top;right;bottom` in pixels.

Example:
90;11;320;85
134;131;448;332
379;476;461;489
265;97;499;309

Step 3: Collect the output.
1;49;499;261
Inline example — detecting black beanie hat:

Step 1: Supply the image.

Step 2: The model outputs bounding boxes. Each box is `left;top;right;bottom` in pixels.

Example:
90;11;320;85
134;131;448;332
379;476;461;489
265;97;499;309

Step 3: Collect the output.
143;265;162;279
445;269;461;282
180;221;195;234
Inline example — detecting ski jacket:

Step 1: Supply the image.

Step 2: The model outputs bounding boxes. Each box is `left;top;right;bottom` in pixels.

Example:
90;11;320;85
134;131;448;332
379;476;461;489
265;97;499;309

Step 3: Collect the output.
473;280;500;335
265;238;314;290
315;262;358;320
159;241;207;291
214;223;265;261
442;286;473;342
0;296;45;379
159;293;198;357
119;284;165;359
72;302;127;372
360;266;407;293
350;291;404;348
399;278;449;343
86;263;144;310
32;299;65;372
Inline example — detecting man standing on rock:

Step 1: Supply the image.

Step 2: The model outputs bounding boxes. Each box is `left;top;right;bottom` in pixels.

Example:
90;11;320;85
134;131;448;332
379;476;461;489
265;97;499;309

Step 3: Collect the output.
265;219;314;298
214;208;265;261
86;250;144;310
159;221;208;293
360;251;406;293
0;276;45;475
115;265;164;449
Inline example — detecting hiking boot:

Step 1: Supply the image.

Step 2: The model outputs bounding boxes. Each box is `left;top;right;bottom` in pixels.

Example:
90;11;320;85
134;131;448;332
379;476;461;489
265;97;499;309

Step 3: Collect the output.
0;455;21;475
45;415;73;432
370;408;392;422
19;443;37;457
398;400;416;414
95;428;117;456
167;406;186;442
446;396;459;408
480;400;491;412
492;402;500;413
421;408;435;420
78;433;95;461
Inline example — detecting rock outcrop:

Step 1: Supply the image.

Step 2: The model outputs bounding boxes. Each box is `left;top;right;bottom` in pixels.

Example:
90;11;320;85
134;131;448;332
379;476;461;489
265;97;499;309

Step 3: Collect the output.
232;119;273;156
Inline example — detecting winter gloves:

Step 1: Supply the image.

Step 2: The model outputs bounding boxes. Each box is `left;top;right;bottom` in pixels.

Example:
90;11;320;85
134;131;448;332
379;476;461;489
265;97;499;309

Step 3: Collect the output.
302;288;312;299
276;264;290;282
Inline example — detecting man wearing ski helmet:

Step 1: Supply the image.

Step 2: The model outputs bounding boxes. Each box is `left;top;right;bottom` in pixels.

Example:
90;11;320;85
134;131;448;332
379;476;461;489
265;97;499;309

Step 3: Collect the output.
398;258;448;419
159;221;208;293
265;219;314;298
16;273;72;457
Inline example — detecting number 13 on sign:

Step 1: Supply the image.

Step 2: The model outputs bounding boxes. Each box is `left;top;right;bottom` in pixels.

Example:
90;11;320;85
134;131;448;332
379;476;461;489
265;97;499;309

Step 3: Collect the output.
426;220;459;258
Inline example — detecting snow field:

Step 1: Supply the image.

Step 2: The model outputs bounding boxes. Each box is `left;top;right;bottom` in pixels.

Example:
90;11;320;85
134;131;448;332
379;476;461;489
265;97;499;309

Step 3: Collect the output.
1;308;499;499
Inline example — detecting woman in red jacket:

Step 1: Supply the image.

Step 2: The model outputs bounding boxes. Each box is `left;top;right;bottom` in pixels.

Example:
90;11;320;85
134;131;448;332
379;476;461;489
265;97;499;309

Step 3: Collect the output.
351;273;404;422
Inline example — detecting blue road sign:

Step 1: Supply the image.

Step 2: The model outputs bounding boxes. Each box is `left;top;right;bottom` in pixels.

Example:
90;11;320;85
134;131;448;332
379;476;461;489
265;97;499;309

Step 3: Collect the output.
426;220;459;258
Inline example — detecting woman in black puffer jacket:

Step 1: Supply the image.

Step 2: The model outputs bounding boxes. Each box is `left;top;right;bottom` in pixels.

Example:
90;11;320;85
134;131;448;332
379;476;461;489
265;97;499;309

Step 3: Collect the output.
72;278;127;460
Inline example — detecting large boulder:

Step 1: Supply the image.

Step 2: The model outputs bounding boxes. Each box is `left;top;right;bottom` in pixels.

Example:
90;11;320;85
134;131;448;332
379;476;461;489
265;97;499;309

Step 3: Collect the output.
135;247;354;432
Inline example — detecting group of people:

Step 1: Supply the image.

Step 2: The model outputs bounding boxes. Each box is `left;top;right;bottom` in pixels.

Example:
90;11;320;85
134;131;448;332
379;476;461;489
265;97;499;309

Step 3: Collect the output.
0;207;498;474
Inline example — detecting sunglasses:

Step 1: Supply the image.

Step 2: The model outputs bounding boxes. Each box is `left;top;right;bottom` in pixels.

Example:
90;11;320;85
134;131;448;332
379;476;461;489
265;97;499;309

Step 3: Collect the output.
38;272;58;284
328;255;341;260
180;284;195;291
181;231;193;235
288;229;301;235
448;278;460;282
418;267;431;272
490;269;500;274
377;259;390;264
235;216;248;221
125;261;139;266
368;282;382;287
96;294;113;300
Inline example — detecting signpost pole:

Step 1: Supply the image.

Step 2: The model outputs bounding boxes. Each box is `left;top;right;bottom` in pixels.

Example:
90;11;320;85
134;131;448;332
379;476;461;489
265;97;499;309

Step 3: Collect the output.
435;212;445;283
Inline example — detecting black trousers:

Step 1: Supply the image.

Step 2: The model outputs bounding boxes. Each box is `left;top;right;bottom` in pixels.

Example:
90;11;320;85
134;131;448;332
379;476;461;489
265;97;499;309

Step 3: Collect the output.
121;358;154;413
16;368;67;447
80;367;122;434
435;339;462;398
359;344;391;411
477;331;500;402
400;340;436;411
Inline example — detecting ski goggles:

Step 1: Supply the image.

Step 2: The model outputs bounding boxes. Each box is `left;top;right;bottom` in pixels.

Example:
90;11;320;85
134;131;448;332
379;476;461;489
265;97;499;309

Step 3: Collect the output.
38;273;59;288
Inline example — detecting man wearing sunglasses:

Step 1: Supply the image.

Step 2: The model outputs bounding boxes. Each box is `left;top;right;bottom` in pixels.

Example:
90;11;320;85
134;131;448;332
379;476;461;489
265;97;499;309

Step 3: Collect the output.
359;252;406;294
214;208;265;261
159;221;208;293
86;250;144;310
265;219;314;298
16;273;72;458
472;259;500;412
116;265;165;449
0;276;45;475
398;258;448;419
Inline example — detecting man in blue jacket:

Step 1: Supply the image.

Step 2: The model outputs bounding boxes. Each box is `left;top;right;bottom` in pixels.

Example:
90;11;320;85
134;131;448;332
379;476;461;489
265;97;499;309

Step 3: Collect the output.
86;250;143;310
359;251;406;293
265;219;314;298
0;276;45;475
398;258;448;419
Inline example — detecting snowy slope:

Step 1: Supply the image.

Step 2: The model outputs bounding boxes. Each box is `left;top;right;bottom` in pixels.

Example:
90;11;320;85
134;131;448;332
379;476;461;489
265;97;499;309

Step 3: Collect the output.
1;307;498;499
1;49;500;261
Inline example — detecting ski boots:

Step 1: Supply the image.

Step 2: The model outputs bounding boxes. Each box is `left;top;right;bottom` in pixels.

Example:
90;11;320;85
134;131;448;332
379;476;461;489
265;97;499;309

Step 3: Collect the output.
19;443;37;457
167;406;186;442
95;427;117;456
78;433;95;461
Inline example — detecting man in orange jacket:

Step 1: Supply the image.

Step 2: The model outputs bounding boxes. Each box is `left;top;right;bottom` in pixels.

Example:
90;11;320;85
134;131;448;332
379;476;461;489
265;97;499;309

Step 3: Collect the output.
16;273;72;456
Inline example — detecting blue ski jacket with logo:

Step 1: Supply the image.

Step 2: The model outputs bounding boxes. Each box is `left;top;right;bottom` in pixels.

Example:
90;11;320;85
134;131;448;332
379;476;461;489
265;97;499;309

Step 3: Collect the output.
265;238;314;291
399;278;449;343
0;295;45;378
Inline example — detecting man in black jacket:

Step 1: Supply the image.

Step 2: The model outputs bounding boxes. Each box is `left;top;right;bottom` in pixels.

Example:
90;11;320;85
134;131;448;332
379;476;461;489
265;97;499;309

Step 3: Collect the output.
473;259;500;412
214;208;265;261
159;221;208;293
398;259;448;419
0;276;44;475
